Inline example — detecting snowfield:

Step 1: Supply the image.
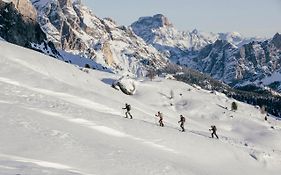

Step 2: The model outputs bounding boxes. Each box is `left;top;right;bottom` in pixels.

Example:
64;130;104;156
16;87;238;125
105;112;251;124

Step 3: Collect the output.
0;41;281;175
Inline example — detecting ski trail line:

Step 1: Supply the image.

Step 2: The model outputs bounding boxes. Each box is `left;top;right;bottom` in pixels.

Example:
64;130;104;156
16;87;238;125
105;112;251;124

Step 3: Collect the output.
0;153;94;175
27;107;178;154
0;77;121;116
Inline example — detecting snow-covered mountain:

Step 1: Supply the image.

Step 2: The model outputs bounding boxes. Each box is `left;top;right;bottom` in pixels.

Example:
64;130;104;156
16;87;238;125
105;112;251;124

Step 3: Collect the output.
178;33;281;92
217;32;259;47
130;14;257;57
131;14;215;62
1;39;281;175
131;14;281;92
30;0;168;76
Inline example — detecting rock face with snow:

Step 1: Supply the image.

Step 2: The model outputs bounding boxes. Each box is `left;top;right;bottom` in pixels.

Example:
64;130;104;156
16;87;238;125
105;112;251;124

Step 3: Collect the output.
1;0;37;19
131;14;281;92
131;14;256;61
0;0;59;56
131;14;215;62
31;0;168;75
112;76;137;95
131;14;213;50
180;35;281;91
0;0;44;46
180;40;238;84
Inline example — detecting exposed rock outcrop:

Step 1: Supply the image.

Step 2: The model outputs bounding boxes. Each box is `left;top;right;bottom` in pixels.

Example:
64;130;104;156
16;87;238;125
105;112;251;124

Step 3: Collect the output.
0;0;60;57
10;0;37;20
112;76;137;95
184;35;281;91
0;0;45;47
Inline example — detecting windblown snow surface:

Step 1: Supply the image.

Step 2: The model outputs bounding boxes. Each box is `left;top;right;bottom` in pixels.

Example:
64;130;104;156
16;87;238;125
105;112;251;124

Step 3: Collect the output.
0;41;281;175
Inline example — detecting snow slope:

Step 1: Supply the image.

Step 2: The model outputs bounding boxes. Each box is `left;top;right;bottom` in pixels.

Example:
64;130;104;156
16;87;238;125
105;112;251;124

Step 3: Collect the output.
0;41;281;175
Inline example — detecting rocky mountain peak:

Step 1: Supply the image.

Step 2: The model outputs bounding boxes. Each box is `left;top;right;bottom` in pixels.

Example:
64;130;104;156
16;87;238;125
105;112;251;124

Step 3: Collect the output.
271;32;281;49
73;0;81;5
152;14;173;27
191;29;199;35
213;39;236;49
58;0;72;8
133;14;173;30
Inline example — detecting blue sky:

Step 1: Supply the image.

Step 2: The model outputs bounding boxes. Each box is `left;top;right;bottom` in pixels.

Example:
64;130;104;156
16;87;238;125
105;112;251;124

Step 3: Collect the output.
83;0;281;38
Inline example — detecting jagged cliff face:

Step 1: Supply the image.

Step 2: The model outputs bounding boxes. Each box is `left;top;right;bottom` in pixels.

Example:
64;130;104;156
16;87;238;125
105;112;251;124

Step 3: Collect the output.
235;35;281;88
180;35;281;91
0;0;43;45
131;14;214;61
271;33;281;50
131;14;257;62
131;14;281;92
8;0;37;20
30;0;168;75
0;0;60;57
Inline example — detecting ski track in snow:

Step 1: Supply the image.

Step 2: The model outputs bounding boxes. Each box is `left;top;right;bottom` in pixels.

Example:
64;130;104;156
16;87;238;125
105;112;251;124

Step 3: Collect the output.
27;108;178;154
0;76;275;156
0;76;279;160
0;77;120;116
0;76;178;154
0;154;93;175
0;100;13;104
0;165;16;170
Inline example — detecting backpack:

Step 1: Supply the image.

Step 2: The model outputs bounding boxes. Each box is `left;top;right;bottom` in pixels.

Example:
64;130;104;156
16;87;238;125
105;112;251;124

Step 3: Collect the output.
181;116;185;122
126;104;131;111
212;125;217;131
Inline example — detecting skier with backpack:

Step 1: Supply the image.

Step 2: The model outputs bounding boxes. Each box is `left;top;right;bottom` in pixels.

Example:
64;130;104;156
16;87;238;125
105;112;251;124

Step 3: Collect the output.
122;103;133;119
155;111;164;127
178;115;186;132
209;125;219;139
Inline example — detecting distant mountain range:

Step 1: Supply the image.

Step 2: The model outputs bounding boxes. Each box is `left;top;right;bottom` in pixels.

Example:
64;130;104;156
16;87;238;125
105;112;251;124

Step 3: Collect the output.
131;14;281;92
131;14;259;52
1;0;280;92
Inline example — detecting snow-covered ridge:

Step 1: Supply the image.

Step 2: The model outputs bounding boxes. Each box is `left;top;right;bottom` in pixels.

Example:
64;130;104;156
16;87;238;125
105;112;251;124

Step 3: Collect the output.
0;38;281;175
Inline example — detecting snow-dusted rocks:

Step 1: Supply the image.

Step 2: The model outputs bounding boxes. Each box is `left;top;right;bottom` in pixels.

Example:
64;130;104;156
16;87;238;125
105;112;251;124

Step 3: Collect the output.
178;36;281;92
131;14;213;52
131;14;256;59
112;76;137;95
131;14;281;92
